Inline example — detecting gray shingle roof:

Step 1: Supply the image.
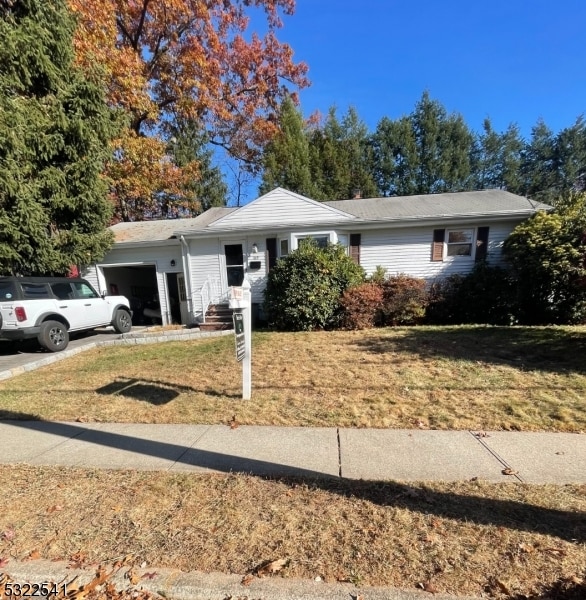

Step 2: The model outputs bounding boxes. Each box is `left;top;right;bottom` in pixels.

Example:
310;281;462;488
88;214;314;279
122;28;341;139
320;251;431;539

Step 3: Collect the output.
110;207;236;243
324;190;550;221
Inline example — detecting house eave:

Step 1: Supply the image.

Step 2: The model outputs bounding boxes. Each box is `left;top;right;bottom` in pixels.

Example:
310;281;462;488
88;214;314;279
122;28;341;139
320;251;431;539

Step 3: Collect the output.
175;209;541;238
112;239;180;249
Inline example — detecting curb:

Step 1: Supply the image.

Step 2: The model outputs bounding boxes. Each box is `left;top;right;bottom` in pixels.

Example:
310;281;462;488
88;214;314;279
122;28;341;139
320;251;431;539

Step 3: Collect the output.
0;329;233;382
3;559;475;600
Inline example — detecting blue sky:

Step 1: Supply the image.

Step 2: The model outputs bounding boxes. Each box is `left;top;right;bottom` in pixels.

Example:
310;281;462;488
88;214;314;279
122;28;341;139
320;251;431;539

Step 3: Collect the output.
230;0;585;203
277;0;585;136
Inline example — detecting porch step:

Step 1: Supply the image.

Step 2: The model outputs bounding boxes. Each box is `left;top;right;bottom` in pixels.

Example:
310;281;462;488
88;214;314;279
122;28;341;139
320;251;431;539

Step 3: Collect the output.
201;303;234;332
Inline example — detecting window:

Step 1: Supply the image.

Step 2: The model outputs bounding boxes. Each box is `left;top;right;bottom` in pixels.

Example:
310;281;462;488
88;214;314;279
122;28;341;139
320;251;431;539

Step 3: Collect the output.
50;283;74;300
72;282;99;299
297;235;329;249
0;281;16;300
279;238;289;257
21;283;51;299
446;229;473;257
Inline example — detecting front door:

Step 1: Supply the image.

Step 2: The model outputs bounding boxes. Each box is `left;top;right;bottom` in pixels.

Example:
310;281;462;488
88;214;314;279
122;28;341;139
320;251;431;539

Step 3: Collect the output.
224;243;245;287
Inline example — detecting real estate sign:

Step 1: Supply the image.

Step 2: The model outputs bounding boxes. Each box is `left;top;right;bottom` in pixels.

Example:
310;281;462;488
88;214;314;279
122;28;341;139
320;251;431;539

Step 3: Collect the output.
233;311;245;362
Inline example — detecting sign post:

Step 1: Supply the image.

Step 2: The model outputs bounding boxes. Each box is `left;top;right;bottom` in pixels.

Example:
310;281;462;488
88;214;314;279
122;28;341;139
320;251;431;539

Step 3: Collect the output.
229;278;252;400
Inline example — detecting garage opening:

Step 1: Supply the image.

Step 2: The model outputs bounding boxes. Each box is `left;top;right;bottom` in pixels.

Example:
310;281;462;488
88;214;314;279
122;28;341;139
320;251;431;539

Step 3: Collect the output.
103;265;160;326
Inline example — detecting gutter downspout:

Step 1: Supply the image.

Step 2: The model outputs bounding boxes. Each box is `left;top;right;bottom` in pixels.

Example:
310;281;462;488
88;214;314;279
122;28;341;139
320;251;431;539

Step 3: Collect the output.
180;235;194;325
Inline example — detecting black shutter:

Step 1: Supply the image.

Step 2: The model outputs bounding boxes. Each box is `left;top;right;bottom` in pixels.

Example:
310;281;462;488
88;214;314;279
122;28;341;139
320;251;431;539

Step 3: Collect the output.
432;229;445;261
349;234;361;264
475;227;489;262
266;238;277;271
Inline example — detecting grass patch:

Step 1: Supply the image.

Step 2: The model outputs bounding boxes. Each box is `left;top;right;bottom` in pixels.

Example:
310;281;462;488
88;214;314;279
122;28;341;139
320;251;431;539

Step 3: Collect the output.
0;326;585;431
0;465;584;598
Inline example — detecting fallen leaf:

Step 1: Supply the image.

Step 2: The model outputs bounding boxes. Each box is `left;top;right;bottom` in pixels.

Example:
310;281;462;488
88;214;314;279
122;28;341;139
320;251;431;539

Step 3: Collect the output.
555;451;566;455
26;550;41;561
1;529;15;541
47;505;63;513
519;543;535;554
473;431;490;438
241;573;255;586
351;595;364;600
255;558;288;577
142;572;158;580
502;468;519;476
0;557;9;568
423;580;439;594
230;415;239;430
470;476;478;482
543;547;566;557
125;568;140;585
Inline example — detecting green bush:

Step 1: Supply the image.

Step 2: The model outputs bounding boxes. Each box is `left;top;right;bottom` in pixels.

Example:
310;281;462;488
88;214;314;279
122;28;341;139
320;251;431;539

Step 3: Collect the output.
264;241;365;331
425;263;518;325
503;195;586;324
380;274;427;326
340;283;384;329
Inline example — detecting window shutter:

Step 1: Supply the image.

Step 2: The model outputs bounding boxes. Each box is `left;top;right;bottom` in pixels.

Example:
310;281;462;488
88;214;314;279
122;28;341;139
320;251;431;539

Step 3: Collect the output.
475;227;489;262
349;233;361;264
432;229;445;261
266;238;277;271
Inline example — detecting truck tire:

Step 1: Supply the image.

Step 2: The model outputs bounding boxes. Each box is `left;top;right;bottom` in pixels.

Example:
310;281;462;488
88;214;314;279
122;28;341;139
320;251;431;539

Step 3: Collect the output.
112;308;132;333
38;320;69;352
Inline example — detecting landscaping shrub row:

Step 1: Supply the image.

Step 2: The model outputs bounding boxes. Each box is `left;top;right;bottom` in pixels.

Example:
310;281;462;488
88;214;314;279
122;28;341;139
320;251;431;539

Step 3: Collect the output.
264;241;586;331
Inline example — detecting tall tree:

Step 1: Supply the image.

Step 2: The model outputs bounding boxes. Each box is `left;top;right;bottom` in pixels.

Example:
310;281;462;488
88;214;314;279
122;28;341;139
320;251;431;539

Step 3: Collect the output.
68;0;309;221
167;120;228;215
0;0;118;275
520;119;557;203
309;106;378;200
473;119;523;192
371;92;474;196
259;96;317;197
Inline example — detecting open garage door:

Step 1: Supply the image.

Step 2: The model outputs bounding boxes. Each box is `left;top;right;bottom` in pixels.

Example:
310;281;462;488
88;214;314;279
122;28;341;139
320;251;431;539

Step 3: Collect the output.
103;265;160;326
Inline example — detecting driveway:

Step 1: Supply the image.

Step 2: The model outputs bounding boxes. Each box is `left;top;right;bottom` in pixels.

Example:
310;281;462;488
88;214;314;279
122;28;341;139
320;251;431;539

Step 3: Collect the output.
0;327;124;373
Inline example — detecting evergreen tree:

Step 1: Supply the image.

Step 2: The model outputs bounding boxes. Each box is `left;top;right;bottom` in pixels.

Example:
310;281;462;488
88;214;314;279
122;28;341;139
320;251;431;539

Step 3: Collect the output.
167;120;227;216
259;97;317;198
473;119;523;191
0;0;118;275
371;92;474;196
309;107;378;200
520;119;557;203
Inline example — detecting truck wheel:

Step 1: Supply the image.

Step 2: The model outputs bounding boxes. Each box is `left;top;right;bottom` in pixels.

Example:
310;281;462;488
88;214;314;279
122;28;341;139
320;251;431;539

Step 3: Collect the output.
112;309;132;333
38;320;69;352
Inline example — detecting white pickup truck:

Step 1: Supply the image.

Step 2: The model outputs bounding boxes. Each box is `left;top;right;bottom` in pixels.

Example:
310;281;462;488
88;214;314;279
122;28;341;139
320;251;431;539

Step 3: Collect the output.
0;276;132;352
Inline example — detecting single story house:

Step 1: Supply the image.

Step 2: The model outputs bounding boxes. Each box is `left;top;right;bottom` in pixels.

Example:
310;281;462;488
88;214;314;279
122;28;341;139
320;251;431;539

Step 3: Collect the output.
82;188;551;326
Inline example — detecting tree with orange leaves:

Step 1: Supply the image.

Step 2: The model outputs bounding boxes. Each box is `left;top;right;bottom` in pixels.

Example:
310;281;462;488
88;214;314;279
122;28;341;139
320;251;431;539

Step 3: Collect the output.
68;0;309;221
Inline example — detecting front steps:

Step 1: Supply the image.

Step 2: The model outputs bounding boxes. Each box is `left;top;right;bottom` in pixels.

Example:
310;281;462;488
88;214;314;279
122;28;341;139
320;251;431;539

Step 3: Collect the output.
199;303;234;332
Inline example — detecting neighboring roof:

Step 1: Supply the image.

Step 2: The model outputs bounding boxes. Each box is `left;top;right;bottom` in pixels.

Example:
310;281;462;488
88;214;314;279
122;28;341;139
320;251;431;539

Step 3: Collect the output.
325;190;551;221
109;207;236;244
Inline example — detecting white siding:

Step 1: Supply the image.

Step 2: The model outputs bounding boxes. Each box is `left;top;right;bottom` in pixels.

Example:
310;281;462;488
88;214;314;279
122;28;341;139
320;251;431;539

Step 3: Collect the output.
189;238;222;318
359;220;519;282
207;189;354;231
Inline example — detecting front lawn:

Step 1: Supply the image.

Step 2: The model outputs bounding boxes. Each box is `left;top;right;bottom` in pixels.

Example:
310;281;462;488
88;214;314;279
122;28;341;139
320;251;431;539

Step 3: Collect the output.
0;326;585;431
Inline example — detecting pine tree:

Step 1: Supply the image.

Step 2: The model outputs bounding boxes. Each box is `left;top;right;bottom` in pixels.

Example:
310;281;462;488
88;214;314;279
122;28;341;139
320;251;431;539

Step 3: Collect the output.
167;120;227;216
259;96;317;197
309;107;378;200
0;0;118;275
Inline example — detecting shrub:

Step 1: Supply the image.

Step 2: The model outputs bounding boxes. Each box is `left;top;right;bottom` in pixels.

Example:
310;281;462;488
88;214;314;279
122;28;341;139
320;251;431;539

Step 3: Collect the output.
425;275;463;325
264;241;365;331
340;283;384;329
425;264;518;325
367;265;387;285
380;274;427;326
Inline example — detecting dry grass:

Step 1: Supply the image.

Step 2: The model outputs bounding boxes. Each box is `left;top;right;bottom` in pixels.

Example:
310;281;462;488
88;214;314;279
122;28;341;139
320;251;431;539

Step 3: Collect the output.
0;465;584;598
1;326;586;431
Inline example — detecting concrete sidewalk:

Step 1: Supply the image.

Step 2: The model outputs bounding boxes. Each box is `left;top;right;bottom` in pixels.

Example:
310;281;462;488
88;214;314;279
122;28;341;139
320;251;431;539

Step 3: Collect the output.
1;420;584;483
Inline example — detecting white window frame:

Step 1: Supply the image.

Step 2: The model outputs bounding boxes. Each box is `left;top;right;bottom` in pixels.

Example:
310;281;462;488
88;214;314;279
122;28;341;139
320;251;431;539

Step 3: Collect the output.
292;231;335;251
446;228;475;258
